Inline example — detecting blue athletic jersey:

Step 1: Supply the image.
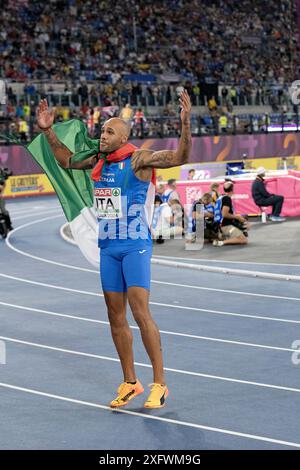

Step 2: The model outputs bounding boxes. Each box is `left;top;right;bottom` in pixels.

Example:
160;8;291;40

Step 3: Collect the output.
94;156;155;249
214;196;224;224
191;201;215;232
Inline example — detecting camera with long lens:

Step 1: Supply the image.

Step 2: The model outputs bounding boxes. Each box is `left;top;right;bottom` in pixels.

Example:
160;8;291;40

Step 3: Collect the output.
232;217;248;237
0;167;13;185
0;167;13;238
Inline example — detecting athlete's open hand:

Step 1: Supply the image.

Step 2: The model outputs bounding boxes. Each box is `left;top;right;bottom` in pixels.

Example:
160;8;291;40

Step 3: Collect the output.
179;90;191;127
37;99;55;130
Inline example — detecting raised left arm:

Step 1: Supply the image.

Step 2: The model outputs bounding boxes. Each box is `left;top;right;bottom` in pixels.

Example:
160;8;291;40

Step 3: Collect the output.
132;91;192;170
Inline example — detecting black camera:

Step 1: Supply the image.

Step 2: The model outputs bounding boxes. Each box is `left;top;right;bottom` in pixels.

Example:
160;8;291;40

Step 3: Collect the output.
0;167;13;185
232;218;248;237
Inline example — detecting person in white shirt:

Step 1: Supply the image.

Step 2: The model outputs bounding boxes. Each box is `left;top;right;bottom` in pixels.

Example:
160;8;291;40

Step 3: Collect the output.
152;196;183;242
162;178;180;203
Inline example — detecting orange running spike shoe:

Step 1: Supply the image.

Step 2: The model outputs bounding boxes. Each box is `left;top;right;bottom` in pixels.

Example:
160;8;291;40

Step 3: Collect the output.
144;383;169;409
110;380;144;408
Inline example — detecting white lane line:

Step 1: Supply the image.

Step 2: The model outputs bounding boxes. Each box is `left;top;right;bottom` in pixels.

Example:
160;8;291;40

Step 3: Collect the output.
152;258;300;282
1;273;300;328
6;216;90;272
7;214;63;233
1;335;300;395
0;383;299;449
153;254;300;268
10;206;60;216
0;301;297;353
13;209;62;221
0;273;99;296
151;280;300;300
1;299;299;326
5;218;300;300
150;301;300;324
9;204;59;212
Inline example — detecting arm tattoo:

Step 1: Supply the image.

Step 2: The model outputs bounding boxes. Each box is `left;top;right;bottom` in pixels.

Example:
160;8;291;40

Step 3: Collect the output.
133;150;175;171
69;155;98;170
133;114;192;171
44;128;73;168
150;151;174;166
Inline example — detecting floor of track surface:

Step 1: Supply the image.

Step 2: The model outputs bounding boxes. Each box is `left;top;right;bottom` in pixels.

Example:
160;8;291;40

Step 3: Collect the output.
0;196;300;450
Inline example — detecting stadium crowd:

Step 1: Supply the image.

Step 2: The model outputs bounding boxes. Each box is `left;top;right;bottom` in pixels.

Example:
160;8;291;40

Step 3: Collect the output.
0;0;299;141
1;99;298;144
1;0;298;84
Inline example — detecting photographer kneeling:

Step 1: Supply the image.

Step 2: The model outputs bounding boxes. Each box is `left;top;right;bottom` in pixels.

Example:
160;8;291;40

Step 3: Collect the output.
213;181;249;247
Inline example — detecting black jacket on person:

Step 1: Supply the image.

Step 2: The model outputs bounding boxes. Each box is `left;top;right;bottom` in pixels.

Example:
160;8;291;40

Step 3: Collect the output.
251;176;272;205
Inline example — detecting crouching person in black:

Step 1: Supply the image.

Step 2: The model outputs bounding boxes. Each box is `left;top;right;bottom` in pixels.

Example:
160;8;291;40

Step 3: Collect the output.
213;181;249;247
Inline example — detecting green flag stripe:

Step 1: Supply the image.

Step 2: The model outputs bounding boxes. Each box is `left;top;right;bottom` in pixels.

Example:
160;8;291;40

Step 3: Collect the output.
27;119;99;222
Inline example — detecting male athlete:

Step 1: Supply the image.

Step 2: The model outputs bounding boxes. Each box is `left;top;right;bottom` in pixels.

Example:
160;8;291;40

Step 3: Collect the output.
36;91;192;408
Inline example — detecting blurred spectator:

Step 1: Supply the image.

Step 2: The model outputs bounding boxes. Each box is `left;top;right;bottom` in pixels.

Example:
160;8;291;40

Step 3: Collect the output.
152;196;183;243
162;178;180;203
187;169;196;180
221;87;229;106
155;183;165;203
0;0;299;141
192;192;219;241
133;107;146;136
18;118;29;142
210;182;220;204
219;113;228;133
119;104;133;122
169;198;185;235
163;104;176;117
208;96;218;112
0;1;297;87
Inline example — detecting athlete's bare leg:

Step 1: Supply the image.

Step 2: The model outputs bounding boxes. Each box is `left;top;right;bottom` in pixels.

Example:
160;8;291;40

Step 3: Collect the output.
127;286;165;384
104;291;136;383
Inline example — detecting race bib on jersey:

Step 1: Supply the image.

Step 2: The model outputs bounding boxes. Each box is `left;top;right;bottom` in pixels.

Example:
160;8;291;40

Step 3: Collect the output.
94;187;122;219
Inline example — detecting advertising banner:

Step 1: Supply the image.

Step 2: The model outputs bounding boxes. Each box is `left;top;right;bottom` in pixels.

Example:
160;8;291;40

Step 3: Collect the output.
3;173;54;198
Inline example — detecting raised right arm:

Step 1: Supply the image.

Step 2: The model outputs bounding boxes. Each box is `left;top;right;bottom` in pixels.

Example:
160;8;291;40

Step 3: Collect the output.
42;127;73;168
37;99;96;169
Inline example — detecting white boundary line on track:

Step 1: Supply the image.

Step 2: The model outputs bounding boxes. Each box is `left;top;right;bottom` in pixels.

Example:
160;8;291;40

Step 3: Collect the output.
6;205;61;215
11;209;58;218
153;254;300;268
10;205;60;215
1;271;300;306
1;334;300;395
3;209;300;448
151;258;300;282
6;214;300;283
0;301;296;353
5;216;300;300
1;299;299;325
13;208;62;221
0;382;299;449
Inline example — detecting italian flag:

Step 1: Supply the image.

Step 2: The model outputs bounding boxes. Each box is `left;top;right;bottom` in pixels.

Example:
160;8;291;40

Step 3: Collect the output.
27;119;100;267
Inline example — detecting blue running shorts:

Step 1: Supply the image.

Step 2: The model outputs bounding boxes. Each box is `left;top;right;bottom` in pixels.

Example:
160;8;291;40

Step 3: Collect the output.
100;242;152;292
